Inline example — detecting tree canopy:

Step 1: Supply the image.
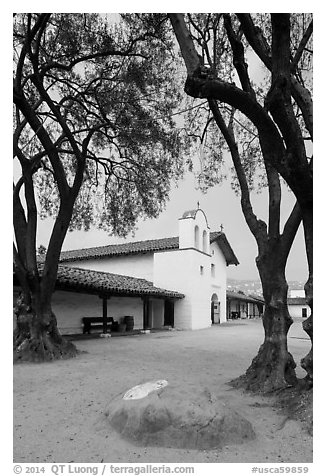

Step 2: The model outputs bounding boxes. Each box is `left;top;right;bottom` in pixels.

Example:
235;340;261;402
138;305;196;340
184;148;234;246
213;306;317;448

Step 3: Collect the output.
13;13;186;361
14;13;184;237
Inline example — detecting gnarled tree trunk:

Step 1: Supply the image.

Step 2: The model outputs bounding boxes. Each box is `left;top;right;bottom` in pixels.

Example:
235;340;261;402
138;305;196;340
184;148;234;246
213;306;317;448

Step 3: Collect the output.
13;292;77;363
13;173;82;363
169;13;308;392
301;202;313;386
301;277;312;386
231;250;297;393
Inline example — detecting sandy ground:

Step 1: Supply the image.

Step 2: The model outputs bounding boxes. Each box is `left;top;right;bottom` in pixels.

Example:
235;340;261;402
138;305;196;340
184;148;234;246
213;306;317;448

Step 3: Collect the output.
13;319;312;464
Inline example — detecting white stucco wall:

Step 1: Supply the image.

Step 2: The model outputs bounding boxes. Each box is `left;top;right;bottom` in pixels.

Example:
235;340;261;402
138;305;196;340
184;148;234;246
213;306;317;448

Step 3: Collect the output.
290;289;305;298
154;248;212;330
210;241;227;323
153;226;228;330
155;207;230;330
178;216;196;250
65;253;154;281
51;290;143;334
107;296;143;329
51;290;101;334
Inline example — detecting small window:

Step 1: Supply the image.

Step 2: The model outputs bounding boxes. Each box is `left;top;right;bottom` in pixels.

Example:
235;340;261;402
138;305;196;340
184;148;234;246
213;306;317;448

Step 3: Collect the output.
200;265;204;275
211;264;215;277
302;308;307;318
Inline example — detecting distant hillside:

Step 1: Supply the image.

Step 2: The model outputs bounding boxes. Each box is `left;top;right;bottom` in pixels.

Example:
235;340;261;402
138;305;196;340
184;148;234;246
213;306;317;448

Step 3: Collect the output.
227;278;305;297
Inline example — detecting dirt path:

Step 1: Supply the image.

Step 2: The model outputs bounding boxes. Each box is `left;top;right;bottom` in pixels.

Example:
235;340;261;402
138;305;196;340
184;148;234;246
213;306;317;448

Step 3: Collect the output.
13;320;312;463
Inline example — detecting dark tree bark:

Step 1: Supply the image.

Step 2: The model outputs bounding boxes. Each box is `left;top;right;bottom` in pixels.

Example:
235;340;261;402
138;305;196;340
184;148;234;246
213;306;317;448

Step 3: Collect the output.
13;186;80;362
238;13;313;384
13;79;83;361
209;99;300;392
232;242;297;393
300;202;313;386
169;13;313;388
13;293;77;362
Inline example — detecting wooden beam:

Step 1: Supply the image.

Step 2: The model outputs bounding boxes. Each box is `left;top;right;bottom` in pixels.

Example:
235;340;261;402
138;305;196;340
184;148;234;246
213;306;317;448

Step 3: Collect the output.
101;296;110;333
142;297;150;330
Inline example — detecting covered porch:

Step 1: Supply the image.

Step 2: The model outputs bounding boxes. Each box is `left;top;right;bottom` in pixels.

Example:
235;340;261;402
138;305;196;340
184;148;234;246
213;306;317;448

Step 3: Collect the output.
36;265;184;336
226;291;264;320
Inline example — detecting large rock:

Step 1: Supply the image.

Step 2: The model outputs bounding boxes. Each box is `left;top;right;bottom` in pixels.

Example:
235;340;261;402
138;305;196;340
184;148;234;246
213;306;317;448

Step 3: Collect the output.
105;380;255;450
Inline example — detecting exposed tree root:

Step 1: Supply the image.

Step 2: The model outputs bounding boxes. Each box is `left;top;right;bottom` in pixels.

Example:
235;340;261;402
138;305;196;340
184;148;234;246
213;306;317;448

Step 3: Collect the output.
14;332;78;362
13;298;78;363
229;342;297;394
301;314;313;386
13;332;78;363
300;350;313;390
274;381;313;435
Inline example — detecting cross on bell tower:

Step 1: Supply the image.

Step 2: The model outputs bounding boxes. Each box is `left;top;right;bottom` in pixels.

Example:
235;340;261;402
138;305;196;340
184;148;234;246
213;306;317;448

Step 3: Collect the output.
220;223;224;232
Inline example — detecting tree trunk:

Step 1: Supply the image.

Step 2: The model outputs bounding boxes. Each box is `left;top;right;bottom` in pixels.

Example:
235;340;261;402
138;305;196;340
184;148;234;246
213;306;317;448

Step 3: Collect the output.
13;292;77;363
301;276;312;387
231;255;297;393
300;202;313;386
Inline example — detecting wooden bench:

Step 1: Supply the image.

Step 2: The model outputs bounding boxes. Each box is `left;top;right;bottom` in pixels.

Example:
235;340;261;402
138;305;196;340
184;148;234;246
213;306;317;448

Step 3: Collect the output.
230;312;240;320
82;317;113;334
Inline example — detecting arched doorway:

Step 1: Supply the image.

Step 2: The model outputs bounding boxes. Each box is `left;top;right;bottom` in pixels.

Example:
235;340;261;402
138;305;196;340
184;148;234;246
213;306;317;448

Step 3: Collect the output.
211;293;220;324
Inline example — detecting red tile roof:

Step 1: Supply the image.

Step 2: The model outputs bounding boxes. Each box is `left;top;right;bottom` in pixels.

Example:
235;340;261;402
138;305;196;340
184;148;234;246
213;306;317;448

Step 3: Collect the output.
226;290;263;303
59;232;239;266
54;265;185;299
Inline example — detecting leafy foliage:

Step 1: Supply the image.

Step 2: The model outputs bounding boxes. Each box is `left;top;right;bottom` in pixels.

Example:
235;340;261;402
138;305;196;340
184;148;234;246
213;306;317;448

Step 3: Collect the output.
13;13;185;237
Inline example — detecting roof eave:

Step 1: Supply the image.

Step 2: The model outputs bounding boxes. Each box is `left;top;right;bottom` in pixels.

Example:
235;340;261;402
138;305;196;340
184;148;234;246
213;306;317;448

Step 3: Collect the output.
54;282;184;300
210;233;239;266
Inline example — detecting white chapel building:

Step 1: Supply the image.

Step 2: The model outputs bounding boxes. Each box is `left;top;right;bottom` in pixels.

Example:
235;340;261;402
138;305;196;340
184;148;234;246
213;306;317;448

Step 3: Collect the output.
18;208;239;335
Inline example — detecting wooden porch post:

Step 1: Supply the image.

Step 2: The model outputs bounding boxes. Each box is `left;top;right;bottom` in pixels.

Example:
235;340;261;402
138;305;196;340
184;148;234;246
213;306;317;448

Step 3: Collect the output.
142;297;149;330
102;296;108;333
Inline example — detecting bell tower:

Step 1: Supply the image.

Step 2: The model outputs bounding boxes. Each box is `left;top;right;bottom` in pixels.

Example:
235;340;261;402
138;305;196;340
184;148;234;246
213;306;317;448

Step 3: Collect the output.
154;206;216;329
178;207;210;254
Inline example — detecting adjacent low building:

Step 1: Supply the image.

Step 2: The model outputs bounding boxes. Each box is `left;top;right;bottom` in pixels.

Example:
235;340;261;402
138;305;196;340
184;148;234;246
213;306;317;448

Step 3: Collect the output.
287;297;311;319
287;289;311;319
226;290;264;320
